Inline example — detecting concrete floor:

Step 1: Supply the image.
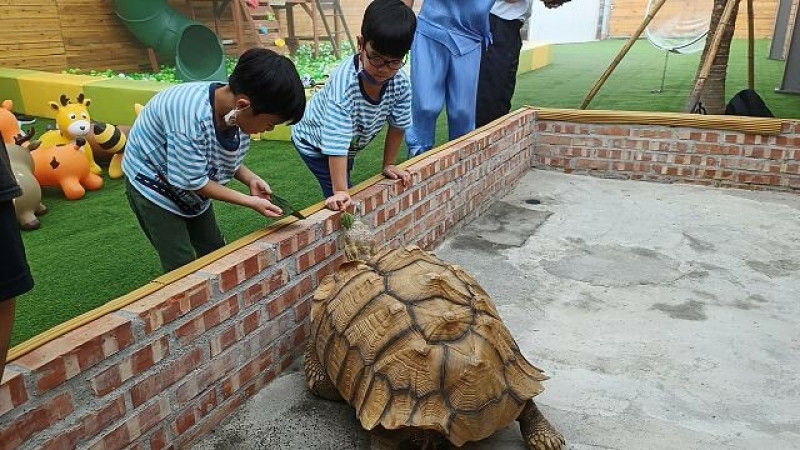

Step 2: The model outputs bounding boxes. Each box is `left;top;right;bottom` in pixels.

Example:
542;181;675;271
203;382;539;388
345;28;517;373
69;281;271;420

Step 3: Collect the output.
194;170;800;450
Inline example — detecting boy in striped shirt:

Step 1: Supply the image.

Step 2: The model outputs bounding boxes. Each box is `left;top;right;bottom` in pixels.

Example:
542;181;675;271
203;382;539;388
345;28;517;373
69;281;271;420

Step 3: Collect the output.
123;49;306;272
291;0;416;211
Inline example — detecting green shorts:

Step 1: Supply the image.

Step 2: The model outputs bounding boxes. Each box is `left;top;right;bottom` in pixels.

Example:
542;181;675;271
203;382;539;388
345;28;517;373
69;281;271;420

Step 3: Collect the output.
126;179;226;273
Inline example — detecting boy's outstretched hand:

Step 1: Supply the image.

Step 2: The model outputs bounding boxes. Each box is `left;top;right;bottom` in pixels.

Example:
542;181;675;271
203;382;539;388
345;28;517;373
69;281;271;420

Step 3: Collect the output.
383;165;411;187
248;197;283;218
249;176;273;200
326;191;352;211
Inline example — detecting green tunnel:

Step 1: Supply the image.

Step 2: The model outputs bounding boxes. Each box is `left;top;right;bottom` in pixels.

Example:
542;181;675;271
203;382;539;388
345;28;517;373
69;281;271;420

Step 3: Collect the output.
114;0;228;82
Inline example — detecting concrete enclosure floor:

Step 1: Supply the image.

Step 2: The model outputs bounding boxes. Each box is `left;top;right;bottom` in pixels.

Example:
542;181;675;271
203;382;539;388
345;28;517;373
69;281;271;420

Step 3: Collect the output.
193;170;800;450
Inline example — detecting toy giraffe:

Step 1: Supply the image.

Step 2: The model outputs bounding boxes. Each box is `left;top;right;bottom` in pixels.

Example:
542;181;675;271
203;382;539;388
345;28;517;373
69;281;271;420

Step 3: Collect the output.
39;94;101;175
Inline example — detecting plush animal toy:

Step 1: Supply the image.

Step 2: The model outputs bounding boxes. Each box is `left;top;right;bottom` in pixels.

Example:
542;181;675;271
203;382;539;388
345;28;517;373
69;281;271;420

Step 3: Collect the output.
7;129;47;230
91;122;127;179
31;137;103;200
39;94;101;176
1;101;47;229
0;100;23;144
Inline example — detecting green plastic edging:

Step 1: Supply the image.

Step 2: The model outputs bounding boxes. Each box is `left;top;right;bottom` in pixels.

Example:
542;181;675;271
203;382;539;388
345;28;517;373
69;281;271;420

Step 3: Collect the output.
0;68;38;112
83;78;173;125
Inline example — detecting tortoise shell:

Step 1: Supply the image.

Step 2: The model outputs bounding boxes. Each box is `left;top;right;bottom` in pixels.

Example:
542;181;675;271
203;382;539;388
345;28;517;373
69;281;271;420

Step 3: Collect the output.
310;246;548;446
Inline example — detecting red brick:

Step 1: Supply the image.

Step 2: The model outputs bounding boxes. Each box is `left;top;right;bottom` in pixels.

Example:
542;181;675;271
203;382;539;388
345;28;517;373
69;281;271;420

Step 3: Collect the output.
633;129;673;139
307;208;343;237
539;134;571;145
296;241;337;272
176;295;240;345
594;126;630;136
374;199;402;227
0;393;73;448
0;369;28;415
294;297;312;323
242;309;262;335
90;398;171;450
149;427;170;450
15;315;134;393
175;348;239;403
221;347;275;399
42;397;126;450
575;159;609;170
776;135;800;146
267;276;314;319
172;389;217;436
259;221;318;261
384;211;414;241
91;336;170;397
209;324;242;357
201;246;273;292
131;346;204;407
353;184;390;215
175;395;242;447
314;255;345;286
242;268;290;308
123;275;212;334
783;163;800;174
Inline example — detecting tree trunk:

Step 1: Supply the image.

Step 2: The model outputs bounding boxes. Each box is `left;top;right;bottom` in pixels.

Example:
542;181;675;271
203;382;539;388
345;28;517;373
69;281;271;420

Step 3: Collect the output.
691;0;740;114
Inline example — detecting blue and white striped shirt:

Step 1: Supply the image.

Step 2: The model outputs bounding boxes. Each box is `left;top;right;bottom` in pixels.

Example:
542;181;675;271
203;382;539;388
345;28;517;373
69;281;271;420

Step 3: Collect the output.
292;56;412;159
122;82;250;217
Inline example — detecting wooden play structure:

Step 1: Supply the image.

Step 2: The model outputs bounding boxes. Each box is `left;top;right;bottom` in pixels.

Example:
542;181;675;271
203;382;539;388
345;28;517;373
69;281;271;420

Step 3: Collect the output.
200;0;354;57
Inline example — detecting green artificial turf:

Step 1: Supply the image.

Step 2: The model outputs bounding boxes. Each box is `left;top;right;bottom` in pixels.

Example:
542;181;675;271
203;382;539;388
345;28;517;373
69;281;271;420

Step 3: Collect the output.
11;39;799;345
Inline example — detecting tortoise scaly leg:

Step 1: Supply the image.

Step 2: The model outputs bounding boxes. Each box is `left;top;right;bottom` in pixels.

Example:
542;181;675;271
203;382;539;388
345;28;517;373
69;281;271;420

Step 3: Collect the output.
518;400;565;450
303;338;342;401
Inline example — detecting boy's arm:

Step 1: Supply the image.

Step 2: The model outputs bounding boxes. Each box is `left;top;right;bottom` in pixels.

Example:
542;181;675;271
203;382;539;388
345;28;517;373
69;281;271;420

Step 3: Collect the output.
235;163;273;199
402;0;414;7
197;180;282;218
382;126;411;187
327;155;353;211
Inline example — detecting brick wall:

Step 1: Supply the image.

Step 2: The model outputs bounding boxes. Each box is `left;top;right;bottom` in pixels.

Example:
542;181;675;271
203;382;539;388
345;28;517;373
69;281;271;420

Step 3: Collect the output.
0;110;536;450
1;108;797;449
533;119;800;191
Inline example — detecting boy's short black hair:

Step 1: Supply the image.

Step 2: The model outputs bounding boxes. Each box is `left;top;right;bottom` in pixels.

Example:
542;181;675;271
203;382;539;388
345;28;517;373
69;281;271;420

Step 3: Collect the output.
228;48;305;125
361;0;416;58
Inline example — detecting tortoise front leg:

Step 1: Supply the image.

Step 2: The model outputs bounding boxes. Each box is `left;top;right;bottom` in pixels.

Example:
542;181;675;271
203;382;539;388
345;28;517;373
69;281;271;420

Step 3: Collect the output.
303;338;342;401
518;400;565;450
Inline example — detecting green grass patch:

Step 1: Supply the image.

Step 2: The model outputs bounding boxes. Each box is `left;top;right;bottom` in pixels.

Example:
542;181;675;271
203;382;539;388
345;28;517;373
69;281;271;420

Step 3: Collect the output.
12;39;799;346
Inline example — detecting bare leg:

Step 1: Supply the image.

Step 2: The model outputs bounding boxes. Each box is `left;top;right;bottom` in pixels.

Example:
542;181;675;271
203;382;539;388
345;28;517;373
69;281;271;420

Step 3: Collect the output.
303;338;342;401
0;298;16;381
518;400;564;450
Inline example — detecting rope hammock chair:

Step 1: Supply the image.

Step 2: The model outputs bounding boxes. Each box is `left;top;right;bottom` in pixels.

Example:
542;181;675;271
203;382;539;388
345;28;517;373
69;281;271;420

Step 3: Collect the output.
644;0;714;92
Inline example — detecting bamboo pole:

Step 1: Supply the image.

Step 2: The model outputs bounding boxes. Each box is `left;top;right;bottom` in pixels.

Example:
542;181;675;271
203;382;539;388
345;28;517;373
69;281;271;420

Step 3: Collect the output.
579;0;669;109
684;0;742;112
747;0;755;89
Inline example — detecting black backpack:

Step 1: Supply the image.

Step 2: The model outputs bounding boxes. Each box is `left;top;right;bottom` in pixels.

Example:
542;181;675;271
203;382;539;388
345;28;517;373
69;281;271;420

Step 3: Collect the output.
725;89;774;117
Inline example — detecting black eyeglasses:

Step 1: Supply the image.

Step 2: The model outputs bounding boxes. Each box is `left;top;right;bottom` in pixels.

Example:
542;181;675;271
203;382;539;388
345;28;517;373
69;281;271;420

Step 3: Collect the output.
363;48;406;70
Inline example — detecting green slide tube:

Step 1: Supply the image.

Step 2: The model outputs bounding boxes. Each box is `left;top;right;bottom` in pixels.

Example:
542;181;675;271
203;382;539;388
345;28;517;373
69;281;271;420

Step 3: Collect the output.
114;0;227;82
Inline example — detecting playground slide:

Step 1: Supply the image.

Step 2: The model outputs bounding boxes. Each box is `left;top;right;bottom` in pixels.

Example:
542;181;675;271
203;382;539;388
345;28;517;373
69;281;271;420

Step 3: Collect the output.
113;0;227;82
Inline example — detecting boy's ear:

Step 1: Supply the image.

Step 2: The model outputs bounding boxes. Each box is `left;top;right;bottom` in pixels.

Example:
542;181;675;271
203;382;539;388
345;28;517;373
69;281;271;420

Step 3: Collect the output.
236;97;251;111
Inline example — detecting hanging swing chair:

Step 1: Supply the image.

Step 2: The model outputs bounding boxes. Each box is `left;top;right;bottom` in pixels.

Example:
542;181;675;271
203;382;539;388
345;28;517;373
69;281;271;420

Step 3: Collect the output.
644;0;715;92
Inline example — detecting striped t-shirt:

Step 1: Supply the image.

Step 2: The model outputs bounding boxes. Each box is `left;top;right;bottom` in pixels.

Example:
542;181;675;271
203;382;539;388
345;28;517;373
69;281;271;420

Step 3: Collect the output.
122;82;250;217
292;55;412;159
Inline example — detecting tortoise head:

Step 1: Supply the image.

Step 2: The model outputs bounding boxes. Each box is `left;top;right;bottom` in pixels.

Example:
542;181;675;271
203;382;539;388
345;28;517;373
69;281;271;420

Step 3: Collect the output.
340;212;377;262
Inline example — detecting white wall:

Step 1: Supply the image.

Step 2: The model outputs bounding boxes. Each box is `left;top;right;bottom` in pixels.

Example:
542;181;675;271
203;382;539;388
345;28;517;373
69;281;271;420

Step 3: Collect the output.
527;0;604;43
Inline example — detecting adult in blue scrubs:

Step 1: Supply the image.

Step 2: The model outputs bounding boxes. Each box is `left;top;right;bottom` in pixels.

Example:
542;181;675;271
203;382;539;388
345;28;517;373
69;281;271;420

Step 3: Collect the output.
403;0;495;157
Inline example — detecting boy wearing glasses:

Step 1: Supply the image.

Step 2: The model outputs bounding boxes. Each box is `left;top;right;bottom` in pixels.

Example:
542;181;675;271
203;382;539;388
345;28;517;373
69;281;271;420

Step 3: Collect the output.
291;0;416;211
